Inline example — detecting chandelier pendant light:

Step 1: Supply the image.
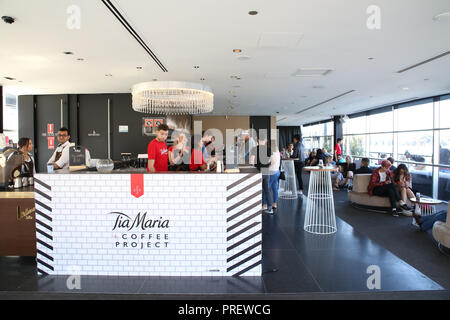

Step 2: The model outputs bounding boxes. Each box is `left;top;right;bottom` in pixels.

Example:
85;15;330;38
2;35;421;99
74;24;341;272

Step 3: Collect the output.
132;81;214;115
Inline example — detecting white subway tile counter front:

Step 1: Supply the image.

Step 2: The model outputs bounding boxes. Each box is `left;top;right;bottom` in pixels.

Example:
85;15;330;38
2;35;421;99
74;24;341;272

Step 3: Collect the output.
33;172;262;277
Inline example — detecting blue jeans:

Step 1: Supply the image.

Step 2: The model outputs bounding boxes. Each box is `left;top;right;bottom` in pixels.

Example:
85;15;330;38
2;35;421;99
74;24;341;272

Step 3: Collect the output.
420;210;447;231
263;171;280;205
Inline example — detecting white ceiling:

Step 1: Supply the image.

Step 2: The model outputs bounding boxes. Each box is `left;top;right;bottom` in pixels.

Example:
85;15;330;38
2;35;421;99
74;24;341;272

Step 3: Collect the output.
1;0;449;125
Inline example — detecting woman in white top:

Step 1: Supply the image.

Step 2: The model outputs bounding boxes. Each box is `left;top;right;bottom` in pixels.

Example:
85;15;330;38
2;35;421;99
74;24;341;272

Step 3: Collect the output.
18;137;36;176
265;140;281;210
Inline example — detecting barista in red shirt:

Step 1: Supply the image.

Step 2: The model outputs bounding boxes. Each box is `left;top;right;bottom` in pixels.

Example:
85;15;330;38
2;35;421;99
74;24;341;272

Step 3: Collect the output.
189;134;208;171
147;124;169;172
334;137;343;162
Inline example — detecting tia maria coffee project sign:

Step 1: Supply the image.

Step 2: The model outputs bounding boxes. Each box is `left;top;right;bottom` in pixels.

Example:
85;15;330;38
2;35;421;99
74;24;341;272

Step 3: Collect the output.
109;211;170;249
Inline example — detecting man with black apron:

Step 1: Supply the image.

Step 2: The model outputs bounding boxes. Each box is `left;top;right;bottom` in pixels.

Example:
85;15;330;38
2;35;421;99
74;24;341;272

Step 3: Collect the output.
47;127;71;170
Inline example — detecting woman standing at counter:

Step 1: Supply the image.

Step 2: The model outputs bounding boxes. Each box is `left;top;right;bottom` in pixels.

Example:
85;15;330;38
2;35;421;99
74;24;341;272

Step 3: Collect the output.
18;137;36;175
168;132;190;171
147;124;169;173
189;135;207;171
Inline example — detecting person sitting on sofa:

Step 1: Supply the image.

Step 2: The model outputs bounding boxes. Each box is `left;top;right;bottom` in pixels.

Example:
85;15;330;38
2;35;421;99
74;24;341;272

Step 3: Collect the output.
387;157;396;171
392;164;415;214
413;210;447;231
310;148;326;166
367;160;411;217
355;157;373;174
332;156;355;190
305;149;317;166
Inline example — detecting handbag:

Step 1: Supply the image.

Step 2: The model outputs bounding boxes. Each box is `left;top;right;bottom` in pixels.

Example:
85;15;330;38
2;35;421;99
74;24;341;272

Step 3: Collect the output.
279;171;286;180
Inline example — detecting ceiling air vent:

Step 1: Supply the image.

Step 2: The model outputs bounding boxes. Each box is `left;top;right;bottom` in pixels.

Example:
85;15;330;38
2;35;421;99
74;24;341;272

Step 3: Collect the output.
396;51;450;73
292;68;333;77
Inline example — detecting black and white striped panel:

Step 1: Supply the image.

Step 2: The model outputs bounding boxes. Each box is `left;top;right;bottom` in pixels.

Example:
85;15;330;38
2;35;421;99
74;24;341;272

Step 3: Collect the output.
226;173;262;276
34;178;54;275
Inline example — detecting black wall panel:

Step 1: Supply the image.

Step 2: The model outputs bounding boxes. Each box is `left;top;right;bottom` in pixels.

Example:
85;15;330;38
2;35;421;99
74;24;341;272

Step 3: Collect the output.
77;94;109;159
110;93;151;160
34;95;69;172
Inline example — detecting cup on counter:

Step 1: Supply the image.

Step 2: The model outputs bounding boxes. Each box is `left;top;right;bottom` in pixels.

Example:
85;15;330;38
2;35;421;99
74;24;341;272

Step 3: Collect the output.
22;177;29;187
28;177;34;185
13;177;22;189
47;163;54;173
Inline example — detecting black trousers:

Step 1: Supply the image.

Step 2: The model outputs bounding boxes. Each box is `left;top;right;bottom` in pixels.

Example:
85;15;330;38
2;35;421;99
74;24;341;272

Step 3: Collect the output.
294;161;304;191
372;183;401;209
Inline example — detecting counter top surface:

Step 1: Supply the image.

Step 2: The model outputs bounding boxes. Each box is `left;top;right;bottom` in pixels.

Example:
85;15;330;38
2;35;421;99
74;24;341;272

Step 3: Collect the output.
0;186;35;199
39;166;259;174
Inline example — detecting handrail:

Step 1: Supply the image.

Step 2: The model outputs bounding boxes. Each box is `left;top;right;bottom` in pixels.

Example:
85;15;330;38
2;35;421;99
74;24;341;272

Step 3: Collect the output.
348;155;450;169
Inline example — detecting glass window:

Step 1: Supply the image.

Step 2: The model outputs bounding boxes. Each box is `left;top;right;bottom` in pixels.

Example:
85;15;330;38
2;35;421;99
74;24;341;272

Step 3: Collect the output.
368;133;393;159
344;116;367;135
396;131;433;164
344;135;367;157
439;129;450;165
368;111;393;133
2;92;18;144
396;100;433;131
439;95;450;129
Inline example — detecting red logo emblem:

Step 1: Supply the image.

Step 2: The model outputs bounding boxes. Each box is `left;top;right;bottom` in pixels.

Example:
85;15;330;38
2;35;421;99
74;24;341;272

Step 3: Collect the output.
130;174;144;198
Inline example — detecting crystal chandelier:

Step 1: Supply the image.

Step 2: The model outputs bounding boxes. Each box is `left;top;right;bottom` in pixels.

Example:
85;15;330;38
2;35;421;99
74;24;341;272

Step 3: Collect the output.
132;81;214;115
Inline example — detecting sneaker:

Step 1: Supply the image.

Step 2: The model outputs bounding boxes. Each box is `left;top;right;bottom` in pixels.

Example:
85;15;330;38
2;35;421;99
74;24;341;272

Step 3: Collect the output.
265;208;274;215
400;203;413;211
391;209;399;217
401;209;413;216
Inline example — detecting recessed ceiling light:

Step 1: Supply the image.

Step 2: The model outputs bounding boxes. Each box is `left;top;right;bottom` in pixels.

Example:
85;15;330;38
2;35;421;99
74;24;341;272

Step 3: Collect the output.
230;75;238;79
193;65;200;69
368;57;374;60
77;58;84;61
136;66;142;69
433;12;450;21
402;87;409;90
424;78;430;81
105;74;112;77
4;76;15;80
152;79;158;81
312;85;325;89
248;11;258;15
63;51;74;55
233;49;242;53
200;78;205;81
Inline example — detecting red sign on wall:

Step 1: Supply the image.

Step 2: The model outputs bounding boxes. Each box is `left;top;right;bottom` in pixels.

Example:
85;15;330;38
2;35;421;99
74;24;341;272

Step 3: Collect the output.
47;136;55;149
130;174;144;198
47;123;54;135
144;119;153;127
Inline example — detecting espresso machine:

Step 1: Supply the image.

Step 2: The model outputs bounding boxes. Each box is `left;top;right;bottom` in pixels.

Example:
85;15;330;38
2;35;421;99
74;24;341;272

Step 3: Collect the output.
0;148;24;189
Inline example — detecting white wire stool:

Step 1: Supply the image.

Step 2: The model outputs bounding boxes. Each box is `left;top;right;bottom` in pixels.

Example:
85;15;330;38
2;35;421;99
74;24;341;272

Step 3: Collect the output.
279;159;298;200
303;166;337;235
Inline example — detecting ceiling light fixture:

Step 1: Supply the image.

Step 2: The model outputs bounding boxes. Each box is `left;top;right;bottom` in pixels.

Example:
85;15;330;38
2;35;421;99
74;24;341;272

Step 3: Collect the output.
402;87;409;90
248;11;258;15
77;58;85;61
136;66;142;69
105;74;112;77
131;81;214;115
193;65;200;69
200;78;205;81
4;76;15;80
233;49;242;53
63;51;74;55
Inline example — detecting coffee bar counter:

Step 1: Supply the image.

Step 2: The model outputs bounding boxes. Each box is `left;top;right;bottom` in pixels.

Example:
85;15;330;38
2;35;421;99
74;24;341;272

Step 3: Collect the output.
0;186;36;256
32;169;262;276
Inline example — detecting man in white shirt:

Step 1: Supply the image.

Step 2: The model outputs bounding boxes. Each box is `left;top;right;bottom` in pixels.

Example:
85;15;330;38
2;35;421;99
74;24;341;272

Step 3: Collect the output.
47;127;71;170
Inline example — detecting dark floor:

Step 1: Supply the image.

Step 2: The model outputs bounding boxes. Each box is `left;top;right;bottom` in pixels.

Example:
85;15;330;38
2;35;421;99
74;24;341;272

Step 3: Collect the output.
1;174;449;299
